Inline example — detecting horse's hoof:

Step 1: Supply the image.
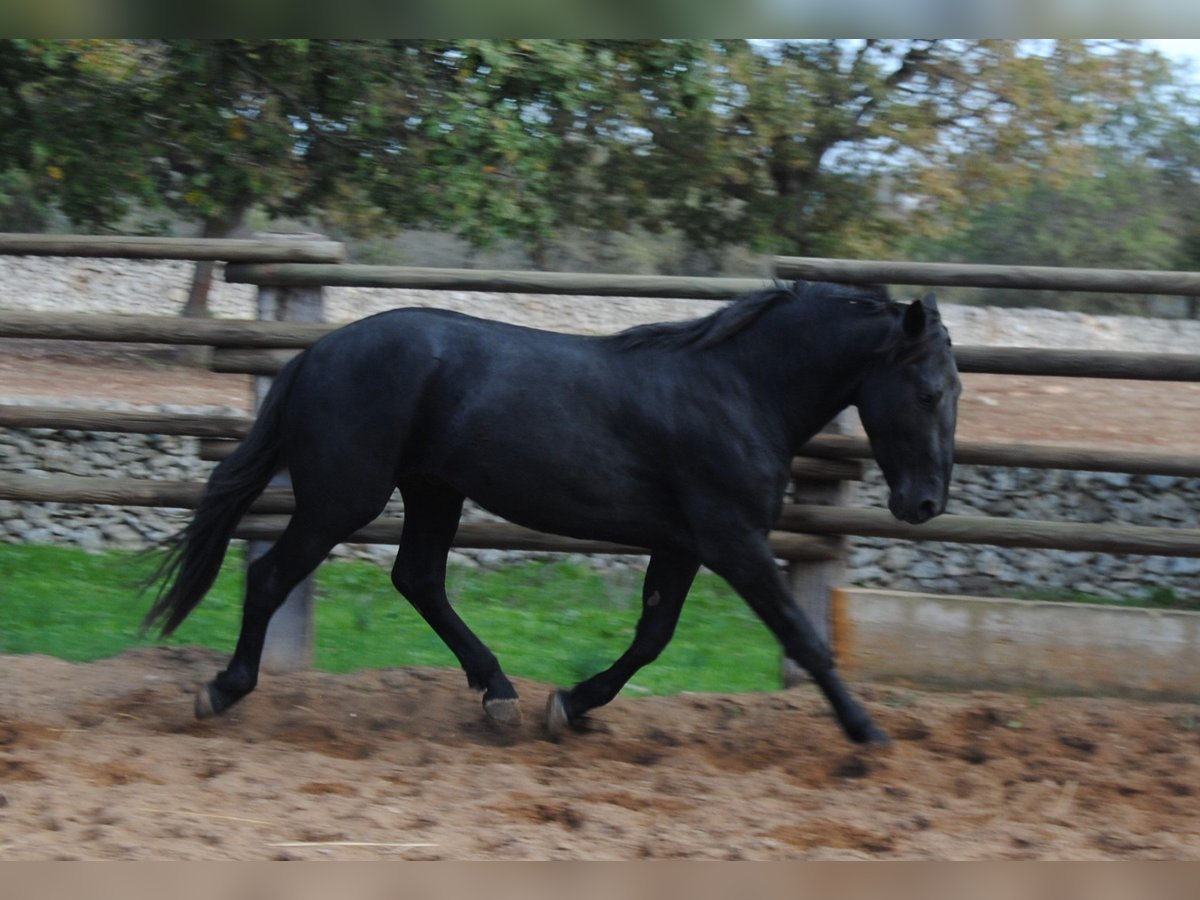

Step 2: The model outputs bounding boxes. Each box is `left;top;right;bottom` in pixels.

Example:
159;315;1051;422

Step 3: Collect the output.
850;721;892;747
194;683;219;720
866;729;893;749
484;695;522;726
546;690;571;741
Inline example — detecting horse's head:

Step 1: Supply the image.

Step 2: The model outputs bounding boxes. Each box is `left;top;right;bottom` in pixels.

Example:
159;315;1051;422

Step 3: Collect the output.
855;294;960;525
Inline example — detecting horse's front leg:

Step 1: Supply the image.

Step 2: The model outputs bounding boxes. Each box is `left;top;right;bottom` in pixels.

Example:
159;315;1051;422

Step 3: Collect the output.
546;549;699;738
702;535;889;746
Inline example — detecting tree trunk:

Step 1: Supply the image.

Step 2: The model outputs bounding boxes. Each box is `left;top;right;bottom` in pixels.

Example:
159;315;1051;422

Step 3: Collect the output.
181;214;242;318
181;260;216;319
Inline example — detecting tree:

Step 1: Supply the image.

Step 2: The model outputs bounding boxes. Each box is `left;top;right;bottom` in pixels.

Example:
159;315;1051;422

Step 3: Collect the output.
1153;99;1200;277
125;40;422;315
593;40;1183;260
0;39;1194;309
357;40;724;266
0;40;156;231
914;156;1183;311
0;40;724;307
0;40;433;313
901;43;1200;315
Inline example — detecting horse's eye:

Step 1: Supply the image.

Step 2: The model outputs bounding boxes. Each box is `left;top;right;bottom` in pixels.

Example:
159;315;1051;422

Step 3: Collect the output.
918;391;939;408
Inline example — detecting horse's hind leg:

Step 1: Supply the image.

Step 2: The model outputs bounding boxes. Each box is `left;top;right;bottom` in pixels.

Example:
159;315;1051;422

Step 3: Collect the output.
391;478;521;725
546;549;699;738
197;498;389;719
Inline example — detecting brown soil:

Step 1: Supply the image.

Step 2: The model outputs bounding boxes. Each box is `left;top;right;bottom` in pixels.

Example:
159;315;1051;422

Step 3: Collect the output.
0;340;255;412
957;373;1200;453
1;646;1198;860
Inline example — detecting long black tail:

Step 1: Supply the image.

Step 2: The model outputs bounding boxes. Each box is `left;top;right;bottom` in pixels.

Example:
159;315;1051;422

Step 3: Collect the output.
143;352;306;636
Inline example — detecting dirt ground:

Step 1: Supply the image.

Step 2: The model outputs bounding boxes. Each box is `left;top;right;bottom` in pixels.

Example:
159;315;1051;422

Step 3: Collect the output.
3;341;1200;860
2;646;1199;860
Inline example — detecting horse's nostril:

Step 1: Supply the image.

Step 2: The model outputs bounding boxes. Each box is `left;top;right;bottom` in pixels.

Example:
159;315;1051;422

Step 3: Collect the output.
917;499;938;521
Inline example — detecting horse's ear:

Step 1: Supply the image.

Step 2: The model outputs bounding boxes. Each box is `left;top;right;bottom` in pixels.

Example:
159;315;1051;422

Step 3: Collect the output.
903;298;927;337
922;291;939;311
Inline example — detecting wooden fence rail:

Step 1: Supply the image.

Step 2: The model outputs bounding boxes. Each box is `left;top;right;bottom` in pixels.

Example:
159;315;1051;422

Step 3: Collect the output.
0;310;329;347
233;516;836;562
0;473;837;562
207;344;1200;381
223;256;1200;297
777;505;1200;558
802;433;1200;479
0;233;345;263
953;347;1200;380
224;263;769;298
774;256;1200;295
0;405;253;438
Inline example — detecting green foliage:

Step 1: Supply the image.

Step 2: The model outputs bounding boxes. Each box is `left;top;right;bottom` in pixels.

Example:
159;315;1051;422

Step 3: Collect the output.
914;151;1186;312
0;543;784;696
937;160;1179;269
0;39;1198;305
0;40;155;228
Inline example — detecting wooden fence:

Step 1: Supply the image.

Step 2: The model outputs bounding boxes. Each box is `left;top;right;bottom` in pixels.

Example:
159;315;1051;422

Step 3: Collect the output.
3;239;1200;677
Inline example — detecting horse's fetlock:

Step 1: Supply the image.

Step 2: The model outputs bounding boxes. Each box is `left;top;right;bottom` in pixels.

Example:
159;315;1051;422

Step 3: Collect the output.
465;671;487;691
215;668;255;698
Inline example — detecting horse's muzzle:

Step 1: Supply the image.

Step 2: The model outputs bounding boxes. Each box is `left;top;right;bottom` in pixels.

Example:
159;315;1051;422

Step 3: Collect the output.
889;492;945;525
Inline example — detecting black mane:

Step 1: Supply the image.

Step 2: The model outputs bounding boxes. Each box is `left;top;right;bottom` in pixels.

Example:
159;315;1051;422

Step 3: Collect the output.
606;281;894;352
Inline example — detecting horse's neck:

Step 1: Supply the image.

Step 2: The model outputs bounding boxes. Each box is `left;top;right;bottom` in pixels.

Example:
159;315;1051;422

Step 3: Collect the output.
737;304;895;449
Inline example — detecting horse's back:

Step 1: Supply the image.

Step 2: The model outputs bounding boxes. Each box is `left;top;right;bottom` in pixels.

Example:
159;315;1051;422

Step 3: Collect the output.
284;308;606;450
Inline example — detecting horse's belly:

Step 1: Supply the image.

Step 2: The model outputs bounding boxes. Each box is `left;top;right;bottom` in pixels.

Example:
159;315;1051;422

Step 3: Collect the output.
448;454;673;548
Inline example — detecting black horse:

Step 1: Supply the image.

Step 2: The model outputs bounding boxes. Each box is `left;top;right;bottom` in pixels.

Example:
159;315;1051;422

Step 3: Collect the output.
145;280;960;745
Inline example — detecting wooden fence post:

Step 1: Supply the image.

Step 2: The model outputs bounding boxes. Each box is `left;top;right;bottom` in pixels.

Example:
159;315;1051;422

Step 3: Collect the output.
783;414;855;687
251;233;326;674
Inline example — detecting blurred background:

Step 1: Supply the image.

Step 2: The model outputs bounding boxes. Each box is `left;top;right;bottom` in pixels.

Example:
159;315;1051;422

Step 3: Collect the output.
2;38;1200;317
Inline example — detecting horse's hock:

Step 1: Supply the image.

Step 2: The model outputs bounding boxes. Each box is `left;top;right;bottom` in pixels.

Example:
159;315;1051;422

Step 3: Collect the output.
2;240;1200;701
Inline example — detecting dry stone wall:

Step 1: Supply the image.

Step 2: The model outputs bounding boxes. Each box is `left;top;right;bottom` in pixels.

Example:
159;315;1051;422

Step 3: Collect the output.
847;465;1200;602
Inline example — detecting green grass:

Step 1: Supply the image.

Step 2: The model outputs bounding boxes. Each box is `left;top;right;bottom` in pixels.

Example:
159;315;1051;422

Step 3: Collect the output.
0;543;784;696
1011;585;1200;611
